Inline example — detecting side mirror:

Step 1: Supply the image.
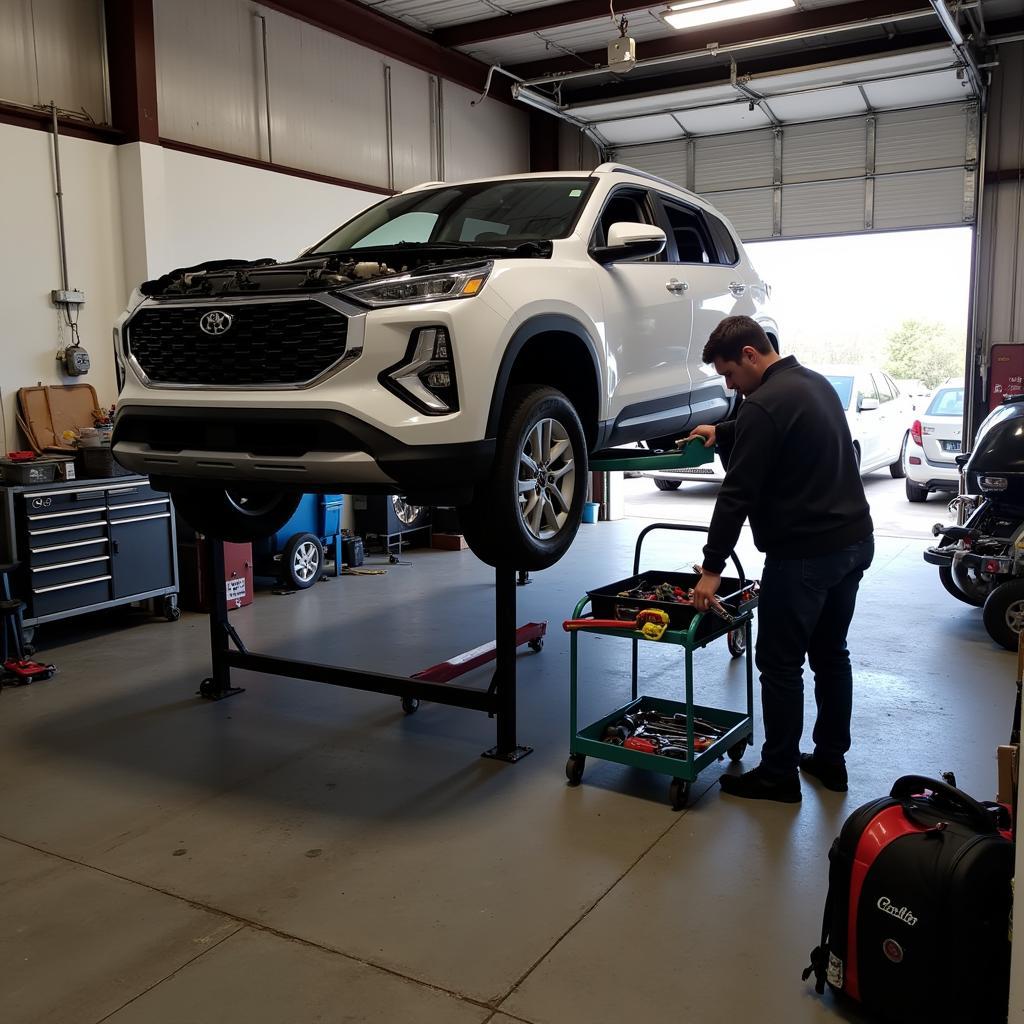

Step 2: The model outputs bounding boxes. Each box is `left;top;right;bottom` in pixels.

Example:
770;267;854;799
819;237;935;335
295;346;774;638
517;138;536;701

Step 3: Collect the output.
592;222;667;265
955;452;970;467
858;397;880;412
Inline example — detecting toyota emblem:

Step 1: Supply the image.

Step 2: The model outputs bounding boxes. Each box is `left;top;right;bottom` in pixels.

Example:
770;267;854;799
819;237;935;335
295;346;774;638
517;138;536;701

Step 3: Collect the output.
199;310;233;335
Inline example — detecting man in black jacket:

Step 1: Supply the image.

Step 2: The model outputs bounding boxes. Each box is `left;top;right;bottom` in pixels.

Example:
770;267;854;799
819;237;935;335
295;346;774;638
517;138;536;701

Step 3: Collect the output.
690;316;874;803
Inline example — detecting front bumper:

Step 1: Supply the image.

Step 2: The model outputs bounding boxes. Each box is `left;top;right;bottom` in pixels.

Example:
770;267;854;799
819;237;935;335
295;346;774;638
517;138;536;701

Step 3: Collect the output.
112;404;495;497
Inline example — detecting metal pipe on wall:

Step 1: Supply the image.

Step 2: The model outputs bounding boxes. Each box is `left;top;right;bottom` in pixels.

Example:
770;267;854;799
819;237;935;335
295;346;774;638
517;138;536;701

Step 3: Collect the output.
964;82;989;439
256;13;273;164
384;64;395;191
49;103;70;292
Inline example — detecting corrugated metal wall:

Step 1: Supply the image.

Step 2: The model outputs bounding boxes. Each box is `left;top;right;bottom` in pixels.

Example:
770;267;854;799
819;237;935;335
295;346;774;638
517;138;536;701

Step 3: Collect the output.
0;0;108;121
978;41;1024;351
153;0;529;189
616;102;977;241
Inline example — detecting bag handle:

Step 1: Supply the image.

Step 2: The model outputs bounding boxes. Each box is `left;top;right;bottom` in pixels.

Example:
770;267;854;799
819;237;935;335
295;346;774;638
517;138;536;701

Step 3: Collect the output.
890;775;996;833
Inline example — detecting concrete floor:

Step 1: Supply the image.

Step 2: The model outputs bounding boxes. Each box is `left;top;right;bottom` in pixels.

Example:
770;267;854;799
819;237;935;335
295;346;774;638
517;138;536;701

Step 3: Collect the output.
1;487;1017;1024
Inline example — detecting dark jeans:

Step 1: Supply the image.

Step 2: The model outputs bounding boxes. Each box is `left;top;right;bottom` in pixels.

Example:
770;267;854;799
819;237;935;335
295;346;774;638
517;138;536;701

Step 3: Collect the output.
754;536;874;777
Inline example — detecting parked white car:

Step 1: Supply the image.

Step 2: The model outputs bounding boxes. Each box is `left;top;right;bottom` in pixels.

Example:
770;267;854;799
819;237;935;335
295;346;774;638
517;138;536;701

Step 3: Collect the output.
819;365;913;476
112;163;778;569
903;380;964;502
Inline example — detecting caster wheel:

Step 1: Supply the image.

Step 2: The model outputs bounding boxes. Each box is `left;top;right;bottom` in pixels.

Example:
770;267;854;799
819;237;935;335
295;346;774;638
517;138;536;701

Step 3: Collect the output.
528;638;544;653
23;643;36;658
669;778;690;810
727;626;746;658
727;739;749;763
163;596;180;622
199;678;215;698
401;696;420;715
565;754;585;786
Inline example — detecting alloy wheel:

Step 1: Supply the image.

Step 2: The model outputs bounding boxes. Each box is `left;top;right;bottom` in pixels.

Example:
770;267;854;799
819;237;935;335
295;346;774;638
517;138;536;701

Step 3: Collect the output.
1004;599;1024;635
292;541;321;584
517;417;576;541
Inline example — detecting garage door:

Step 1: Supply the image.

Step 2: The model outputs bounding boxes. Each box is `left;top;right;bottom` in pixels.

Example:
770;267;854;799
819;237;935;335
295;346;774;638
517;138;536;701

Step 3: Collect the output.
615;101;978;241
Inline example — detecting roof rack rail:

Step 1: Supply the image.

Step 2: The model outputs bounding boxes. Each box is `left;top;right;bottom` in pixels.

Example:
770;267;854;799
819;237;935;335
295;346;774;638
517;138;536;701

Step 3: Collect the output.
594;162;696;196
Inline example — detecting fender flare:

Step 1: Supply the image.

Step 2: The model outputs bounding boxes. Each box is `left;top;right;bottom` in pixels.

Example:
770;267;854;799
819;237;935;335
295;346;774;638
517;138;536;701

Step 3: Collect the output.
485;314;603;438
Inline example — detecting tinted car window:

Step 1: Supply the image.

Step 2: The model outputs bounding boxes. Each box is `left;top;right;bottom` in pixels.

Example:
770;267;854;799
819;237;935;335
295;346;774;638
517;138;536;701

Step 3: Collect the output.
706;214;739;264
593;188;665;262
927;387;965;417
661;201;715;264
825;375;854;409
872;374;893;404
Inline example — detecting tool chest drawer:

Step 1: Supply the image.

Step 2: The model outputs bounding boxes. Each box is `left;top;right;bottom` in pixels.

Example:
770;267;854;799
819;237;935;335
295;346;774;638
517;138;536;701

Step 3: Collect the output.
2;474;177;625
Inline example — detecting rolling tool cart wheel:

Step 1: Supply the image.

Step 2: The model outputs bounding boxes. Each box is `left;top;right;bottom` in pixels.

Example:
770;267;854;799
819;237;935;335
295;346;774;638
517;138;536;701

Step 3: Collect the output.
528;637;544;653
565;754;585;786
727;625;746;658
401;696;420;715
163;596;181;622
727;737;750;762
198;678;215;697
669;777;690;810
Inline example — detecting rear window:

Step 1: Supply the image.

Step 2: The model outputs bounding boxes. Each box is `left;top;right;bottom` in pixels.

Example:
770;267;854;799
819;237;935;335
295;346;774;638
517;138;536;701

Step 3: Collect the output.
825;375;854;409
706;214;739;265
926;387;964;417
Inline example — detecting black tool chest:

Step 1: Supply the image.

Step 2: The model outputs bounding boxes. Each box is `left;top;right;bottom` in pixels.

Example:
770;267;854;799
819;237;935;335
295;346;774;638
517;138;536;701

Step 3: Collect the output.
0;475;178;625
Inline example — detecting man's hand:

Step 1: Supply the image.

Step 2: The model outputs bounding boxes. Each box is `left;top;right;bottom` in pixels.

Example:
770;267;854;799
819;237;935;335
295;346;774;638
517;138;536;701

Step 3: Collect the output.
686;424;717;449
693;567;723;614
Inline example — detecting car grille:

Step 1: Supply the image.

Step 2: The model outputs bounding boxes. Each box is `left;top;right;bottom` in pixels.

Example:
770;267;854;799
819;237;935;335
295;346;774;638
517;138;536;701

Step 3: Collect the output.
125;300;349;387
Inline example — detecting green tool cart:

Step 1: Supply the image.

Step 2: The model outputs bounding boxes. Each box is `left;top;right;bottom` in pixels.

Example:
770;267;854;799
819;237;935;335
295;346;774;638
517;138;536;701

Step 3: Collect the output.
565;523;757;810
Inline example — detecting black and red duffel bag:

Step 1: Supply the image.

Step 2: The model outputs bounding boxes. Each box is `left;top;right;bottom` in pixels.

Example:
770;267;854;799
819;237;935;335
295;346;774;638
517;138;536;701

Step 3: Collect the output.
804;775;1013;1023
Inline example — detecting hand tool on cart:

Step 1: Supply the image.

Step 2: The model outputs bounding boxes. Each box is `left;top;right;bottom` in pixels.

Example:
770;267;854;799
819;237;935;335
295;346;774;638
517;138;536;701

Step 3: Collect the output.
563;608;670;640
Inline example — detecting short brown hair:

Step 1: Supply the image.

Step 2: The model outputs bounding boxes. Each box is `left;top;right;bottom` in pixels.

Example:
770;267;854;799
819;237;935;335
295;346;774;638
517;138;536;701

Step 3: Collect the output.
702;315;773;364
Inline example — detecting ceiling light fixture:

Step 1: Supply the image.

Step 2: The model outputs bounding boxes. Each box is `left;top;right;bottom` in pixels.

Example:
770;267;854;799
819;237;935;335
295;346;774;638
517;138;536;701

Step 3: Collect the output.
660;0;796;31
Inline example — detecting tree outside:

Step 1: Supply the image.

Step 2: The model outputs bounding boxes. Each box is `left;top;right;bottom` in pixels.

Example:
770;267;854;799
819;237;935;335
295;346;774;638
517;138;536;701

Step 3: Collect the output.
883;319;965;388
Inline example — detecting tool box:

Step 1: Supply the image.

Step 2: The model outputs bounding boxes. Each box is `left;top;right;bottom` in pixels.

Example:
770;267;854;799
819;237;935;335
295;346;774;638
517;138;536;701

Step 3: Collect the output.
566;523;757;810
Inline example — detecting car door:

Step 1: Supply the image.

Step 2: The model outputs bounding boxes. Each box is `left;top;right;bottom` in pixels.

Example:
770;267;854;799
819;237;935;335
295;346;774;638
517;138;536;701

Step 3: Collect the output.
855;373;883;469
871;372;903;466
593;187;695;435
654;197;754;428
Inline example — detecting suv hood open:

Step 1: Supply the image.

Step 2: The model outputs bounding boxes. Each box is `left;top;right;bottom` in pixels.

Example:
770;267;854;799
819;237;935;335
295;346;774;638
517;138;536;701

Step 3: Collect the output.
139;240;552;300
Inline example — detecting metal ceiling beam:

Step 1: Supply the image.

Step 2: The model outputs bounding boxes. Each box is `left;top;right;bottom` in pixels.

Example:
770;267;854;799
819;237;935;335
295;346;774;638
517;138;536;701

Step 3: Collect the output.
258;0;513;102
506;0;947;80
435;1;657;48
104;0;159;144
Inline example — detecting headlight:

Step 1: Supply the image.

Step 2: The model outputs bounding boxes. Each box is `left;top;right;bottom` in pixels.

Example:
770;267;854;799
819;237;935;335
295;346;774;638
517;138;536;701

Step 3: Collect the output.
341;264;491;308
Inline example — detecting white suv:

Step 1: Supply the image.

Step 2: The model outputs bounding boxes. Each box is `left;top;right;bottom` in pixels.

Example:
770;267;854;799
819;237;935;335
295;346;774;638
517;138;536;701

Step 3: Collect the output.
112;164;778;570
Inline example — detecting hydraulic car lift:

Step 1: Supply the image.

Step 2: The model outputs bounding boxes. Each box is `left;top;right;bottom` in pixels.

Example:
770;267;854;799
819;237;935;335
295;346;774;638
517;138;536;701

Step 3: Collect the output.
197;538;543;761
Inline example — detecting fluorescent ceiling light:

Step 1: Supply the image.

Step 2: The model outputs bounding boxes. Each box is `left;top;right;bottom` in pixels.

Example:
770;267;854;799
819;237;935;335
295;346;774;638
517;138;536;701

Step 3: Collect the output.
660;0;796;31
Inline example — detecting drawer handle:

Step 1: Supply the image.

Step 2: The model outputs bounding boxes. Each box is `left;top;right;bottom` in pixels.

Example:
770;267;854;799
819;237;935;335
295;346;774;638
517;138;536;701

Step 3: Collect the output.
35;574;112;594
108;499;170;513
28;506;106;521
30;539;109;555
111;513;172;525
33;556;110;573
29;520;106;536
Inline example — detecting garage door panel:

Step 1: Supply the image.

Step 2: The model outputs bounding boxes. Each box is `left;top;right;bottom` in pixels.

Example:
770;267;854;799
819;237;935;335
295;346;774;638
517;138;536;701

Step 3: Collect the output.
781;179;865;237
863;72;968;112
767;87;867;125
615;141;688;189
706;189;774;241
598;115;685;147
874;168;966;229
694;130;774;193
875;104;967;174
783;117;866;184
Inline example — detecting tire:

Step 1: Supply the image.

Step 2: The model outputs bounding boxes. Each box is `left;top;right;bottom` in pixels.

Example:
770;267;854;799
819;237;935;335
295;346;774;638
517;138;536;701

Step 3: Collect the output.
654;479;682;491
282;533;323;589
983;579;1024;650
938;565;985;606
458;385;587;571
906;479;929;503
171;486;301;543
890;434;907;479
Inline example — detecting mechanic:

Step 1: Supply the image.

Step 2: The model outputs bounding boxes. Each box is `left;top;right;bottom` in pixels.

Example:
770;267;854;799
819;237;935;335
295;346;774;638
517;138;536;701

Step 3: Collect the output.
688;315;874;804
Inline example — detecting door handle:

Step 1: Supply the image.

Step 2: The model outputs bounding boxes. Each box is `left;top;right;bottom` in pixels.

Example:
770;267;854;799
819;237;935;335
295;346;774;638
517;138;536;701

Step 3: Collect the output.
729;281;747;297
666;278;688;294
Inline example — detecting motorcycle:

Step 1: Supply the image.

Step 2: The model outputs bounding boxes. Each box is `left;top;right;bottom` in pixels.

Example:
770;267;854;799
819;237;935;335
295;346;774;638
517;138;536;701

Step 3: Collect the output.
924;394;1024;649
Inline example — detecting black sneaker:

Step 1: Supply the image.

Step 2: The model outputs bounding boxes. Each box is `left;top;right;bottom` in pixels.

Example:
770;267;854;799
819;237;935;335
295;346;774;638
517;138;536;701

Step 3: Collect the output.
799;753;848;792
719;764;801;803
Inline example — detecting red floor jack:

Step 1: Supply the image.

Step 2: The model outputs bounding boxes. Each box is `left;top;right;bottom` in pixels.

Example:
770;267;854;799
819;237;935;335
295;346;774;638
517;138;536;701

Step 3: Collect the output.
1;562;56;686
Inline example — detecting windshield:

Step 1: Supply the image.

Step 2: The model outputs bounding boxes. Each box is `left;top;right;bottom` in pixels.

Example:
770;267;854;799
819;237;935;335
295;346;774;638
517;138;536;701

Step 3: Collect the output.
309;178;593;254
825;375;854;410
926;387;964;417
